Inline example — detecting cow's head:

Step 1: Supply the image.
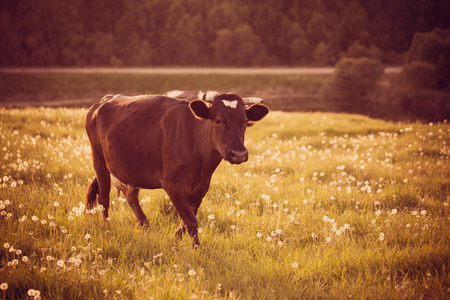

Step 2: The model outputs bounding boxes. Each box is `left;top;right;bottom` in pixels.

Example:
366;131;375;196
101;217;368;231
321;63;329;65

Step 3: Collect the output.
189;93;269;164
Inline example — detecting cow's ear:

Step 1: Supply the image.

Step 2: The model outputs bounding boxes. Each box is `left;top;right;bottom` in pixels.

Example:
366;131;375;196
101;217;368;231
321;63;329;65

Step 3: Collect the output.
189;100;210;119
246;104;269;122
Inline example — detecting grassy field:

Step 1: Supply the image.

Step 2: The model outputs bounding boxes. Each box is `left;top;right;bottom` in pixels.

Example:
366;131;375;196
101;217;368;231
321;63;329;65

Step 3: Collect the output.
0;107;449;299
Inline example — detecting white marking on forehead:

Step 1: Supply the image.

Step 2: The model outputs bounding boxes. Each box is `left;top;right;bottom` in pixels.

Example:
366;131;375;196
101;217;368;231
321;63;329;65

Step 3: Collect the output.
222;100;238;109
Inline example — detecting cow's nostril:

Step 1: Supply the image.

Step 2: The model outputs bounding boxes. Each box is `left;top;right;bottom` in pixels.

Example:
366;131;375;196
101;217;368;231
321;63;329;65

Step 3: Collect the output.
230;150;248;163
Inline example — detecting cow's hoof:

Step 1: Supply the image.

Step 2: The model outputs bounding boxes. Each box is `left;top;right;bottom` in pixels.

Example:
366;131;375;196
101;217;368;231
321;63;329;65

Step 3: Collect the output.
138;219;150;229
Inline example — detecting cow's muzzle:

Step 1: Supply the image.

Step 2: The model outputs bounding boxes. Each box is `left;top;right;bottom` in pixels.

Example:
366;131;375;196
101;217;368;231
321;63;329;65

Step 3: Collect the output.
227;149;248;164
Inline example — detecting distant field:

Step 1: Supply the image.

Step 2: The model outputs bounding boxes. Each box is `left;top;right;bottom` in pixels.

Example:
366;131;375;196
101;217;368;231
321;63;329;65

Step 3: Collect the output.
1;70;448;121
0;72;329;105
1;107;449;299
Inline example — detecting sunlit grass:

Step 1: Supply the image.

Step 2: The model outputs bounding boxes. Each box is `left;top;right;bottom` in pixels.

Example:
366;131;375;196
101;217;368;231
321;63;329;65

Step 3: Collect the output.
1;107;449;299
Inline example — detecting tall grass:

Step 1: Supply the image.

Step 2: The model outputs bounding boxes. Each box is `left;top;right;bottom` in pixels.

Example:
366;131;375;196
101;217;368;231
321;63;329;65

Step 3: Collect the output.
1;107;449;299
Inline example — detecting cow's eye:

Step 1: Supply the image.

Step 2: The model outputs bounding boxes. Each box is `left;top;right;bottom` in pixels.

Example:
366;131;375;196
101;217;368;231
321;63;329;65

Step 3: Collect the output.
214;119;223;126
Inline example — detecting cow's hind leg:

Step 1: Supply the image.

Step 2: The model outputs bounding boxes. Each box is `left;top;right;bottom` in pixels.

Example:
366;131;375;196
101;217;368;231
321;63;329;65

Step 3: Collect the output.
124;188;149;228
90;153;112;220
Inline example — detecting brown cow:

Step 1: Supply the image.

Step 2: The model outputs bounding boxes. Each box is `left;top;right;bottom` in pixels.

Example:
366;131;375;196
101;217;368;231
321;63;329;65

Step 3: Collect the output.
165;90;219;101
85;92;269;246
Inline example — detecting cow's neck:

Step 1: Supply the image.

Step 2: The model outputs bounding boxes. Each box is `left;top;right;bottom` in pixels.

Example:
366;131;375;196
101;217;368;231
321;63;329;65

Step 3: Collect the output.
196;121;223;172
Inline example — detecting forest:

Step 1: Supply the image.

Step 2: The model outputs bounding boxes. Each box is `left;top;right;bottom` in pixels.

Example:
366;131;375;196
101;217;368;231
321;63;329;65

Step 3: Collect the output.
1;0;449;67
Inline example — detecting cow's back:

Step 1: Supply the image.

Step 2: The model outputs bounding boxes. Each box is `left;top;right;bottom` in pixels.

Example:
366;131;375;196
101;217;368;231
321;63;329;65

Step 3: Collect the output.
86;95;190;189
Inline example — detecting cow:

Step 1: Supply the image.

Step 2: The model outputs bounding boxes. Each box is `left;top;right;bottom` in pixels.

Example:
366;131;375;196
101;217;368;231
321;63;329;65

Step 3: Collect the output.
165;90;219;101
85;92;269;246
165;90;264;105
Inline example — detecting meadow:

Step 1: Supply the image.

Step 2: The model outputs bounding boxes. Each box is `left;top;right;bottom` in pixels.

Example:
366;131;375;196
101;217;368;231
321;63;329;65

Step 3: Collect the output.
0;107;449;299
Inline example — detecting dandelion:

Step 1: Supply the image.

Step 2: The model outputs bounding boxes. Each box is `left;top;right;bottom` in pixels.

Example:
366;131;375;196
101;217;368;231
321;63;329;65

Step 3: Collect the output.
311;233;317;238
57;260;65;268
256;233;262;238
379;232;385;241
22;256;28;263
85;233;91;239
31;216;39;222
292;262;298;268
53;201;59;207
391;209;398;215
322;216;330;222
3;243;10;249
207;214;214;220
188;269;196;276
421;210;427;216
325;237;332;243
99;270;106;276
0;283;8;290
266;236;272;242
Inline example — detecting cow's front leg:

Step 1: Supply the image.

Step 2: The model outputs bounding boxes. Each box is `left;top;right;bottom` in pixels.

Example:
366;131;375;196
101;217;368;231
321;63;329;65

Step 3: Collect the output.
124;188;149;228
165;191;200;247
175;205;199;239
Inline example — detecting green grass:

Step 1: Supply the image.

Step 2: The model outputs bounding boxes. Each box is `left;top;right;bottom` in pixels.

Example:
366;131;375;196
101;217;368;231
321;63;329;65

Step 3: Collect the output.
1;108;449;299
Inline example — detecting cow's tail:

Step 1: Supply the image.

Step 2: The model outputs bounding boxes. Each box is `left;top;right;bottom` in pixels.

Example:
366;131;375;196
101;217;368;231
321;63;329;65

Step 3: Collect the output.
85;177;99;210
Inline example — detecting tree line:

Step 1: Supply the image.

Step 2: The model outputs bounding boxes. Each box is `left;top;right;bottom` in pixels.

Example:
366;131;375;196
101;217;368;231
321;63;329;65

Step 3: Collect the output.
0;0;448;67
